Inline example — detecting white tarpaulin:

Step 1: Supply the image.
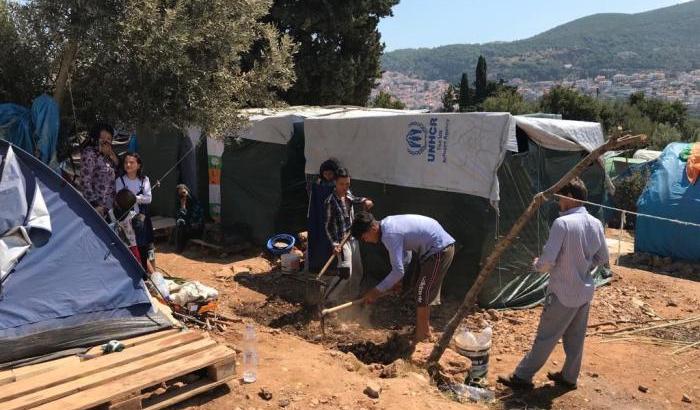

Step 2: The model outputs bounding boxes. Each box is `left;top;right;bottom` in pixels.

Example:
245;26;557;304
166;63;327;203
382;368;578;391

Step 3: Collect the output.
304;112;514;202
512;116;605;153
237;107;426;145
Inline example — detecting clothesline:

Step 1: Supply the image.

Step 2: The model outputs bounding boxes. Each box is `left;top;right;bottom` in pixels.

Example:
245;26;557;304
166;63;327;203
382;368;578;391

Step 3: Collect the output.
552;194;700;229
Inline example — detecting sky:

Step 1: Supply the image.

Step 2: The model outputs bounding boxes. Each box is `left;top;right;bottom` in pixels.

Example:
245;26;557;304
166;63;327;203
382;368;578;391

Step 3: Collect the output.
379;0;693;51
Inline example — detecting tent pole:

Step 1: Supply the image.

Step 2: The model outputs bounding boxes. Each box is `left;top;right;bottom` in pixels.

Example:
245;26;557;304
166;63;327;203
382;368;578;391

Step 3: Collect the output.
426;132;647;378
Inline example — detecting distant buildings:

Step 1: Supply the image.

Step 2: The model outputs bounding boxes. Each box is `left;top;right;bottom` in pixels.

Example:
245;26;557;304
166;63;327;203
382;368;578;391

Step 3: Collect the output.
374;69;700;114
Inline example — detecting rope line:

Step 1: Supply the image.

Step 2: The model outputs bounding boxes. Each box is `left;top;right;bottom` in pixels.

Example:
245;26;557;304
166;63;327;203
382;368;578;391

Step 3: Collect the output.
553;194;700;229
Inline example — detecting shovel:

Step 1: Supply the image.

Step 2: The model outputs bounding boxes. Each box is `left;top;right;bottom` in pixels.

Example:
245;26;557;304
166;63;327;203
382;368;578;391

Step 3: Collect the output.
303;231;352;306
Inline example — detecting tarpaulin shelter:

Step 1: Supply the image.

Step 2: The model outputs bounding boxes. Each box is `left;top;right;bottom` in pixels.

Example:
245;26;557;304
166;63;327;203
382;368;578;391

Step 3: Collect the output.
218;107;425;245
0;94;60;165
304;113;609;308
636;142;700;261
0;140;170;367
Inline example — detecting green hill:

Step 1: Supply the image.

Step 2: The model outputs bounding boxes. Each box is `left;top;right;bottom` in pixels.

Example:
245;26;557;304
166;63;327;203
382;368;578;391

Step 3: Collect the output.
382;1;700;82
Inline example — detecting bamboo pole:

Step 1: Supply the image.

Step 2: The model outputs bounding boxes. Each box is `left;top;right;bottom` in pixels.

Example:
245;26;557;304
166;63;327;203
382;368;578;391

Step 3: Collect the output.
426;132;647;376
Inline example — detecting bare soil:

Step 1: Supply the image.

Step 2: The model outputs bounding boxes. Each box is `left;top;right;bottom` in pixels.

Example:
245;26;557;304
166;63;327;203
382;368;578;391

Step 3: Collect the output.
155;236;700;410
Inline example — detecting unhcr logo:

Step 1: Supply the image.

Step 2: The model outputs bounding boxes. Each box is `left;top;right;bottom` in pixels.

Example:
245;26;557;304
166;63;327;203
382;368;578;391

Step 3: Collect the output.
406;121;427;155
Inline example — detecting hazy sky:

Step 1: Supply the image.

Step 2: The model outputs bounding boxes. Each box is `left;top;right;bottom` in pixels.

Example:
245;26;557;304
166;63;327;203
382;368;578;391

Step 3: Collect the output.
379;0;693;51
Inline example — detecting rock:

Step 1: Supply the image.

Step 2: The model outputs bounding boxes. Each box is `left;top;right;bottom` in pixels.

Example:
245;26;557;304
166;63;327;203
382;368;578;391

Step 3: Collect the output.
344;362;356;372
364;381;382;399
586;371;599;378
310;399;319;406
380;359;404;378
312;334;323;342
486;309;500;321
278;399;290;408
682;394;692;403
259;388;273;401
638;385;649;393
667;300;679;307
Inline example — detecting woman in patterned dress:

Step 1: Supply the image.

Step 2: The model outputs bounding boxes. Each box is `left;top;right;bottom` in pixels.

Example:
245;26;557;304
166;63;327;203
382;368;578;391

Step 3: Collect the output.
80;123;118;217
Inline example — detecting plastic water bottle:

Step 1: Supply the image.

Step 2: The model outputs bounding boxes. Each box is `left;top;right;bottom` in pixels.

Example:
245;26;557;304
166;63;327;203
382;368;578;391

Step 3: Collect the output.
150;272;170;300
242;324;258;383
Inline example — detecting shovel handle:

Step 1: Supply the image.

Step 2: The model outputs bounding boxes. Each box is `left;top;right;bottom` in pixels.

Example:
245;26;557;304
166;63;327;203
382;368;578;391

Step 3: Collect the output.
321;298;364;316
315;231;352;280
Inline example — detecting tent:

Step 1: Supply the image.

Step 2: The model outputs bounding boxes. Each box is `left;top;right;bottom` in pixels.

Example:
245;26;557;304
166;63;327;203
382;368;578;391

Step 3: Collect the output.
218;107;425;244
304;113;609;308
635;142;700;261
0;139;170;366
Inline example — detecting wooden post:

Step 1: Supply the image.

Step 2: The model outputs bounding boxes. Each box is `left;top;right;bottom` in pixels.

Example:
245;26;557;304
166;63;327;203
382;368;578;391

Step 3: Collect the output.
426;133;647;376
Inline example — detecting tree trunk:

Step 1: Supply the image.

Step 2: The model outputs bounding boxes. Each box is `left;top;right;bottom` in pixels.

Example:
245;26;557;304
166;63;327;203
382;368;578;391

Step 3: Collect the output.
53;39;79;108
426;133;647;376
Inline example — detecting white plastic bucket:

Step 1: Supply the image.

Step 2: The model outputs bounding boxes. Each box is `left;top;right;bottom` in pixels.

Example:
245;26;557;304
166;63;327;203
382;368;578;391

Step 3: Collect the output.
281;253;300;273
454;327;492;381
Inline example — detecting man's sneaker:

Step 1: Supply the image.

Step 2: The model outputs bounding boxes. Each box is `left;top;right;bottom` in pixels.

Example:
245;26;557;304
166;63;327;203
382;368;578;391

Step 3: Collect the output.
546;371;577;390
497;373;534;390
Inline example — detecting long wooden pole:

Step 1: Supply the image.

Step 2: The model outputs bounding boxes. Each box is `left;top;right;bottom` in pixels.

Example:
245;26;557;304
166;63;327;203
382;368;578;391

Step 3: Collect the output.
426;133;647;376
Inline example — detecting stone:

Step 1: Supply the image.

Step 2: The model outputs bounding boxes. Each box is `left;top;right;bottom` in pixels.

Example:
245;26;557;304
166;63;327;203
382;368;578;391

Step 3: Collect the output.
310;399;319;406
486;309;500;321
379;359;404;379
313;334;323;342
667;300;679;307
587;371;599;378
259;388;273;401
638;385;649;393
364;381;382;399
344;362;356;372
278;399;290;408
682;394;692;403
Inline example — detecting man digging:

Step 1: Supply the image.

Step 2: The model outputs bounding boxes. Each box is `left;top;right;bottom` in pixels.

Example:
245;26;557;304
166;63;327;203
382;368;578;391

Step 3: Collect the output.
351;212;455;343
498;178;609;390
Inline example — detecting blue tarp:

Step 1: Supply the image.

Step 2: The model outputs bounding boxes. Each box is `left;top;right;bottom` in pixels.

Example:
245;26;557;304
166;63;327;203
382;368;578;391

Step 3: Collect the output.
0;139;168;364
0;94;60;164
636;142;700;261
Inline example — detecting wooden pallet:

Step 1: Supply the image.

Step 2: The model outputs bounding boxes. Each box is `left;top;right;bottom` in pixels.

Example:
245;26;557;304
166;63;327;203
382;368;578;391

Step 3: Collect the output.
0;329;236;410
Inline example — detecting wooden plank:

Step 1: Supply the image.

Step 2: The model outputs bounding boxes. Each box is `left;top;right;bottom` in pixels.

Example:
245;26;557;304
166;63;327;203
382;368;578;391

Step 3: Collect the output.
33;345;235;410
206;358;236;381
0;331;203;403
143;376;234;410
83;329;181;357
0;338;218;410
10;356;81;381
0;370;15;386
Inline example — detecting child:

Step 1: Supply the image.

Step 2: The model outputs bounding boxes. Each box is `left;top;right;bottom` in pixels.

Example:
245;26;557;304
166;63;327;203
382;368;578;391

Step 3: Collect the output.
108;189;141;263
306;158;340;272
116;152;155;272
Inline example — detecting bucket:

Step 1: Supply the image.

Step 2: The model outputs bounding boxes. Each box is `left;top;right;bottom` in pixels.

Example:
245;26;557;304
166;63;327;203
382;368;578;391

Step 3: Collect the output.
454;326;492;382
281;253;300;273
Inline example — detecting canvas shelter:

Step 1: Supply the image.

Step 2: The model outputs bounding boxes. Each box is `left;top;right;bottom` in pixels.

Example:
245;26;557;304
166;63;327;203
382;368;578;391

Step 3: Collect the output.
304;113;609;308
217;107;425;244
0;139;170;367
635;142;700;261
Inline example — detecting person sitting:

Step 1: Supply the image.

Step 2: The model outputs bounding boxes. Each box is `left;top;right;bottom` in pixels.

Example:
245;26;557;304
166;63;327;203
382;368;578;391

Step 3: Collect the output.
174;184;203;253
107;189;142;263
351;212;455;343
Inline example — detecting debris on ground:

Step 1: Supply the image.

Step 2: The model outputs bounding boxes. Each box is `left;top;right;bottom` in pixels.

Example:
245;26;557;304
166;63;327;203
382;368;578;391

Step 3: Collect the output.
259;387;273;400
363;381;382;398
682;393;692;403
638;385;649;393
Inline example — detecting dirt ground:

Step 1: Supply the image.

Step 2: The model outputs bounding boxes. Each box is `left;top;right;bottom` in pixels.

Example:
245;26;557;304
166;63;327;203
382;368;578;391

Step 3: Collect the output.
156;232;700;410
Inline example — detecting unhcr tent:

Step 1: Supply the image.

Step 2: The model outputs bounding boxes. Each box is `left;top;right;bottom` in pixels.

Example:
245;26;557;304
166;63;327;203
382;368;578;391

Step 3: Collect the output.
304;113;608;308
636;142;700;261
219;107;425;244
0;140;170;366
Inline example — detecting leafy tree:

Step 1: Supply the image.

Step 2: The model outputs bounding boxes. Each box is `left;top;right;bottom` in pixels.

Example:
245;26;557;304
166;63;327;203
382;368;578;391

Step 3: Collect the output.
629;92;688;131
4;0;297;134
267;0;399;106
371;91;406;109
475;55;488;103
441;84;456;112
540;86;601;122
458;73;471;112
482;89;537;115
650;123;684;150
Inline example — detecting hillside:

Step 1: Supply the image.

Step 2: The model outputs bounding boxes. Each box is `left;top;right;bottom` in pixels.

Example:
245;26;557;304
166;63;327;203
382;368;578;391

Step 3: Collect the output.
382;0;700;83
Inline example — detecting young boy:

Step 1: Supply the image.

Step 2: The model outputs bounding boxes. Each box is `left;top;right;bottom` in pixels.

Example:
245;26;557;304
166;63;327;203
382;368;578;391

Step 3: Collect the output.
108;189;142;263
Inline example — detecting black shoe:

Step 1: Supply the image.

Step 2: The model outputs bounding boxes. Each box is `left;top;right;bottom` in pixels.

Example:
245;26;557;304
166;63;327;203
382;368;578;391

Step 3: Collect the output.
547;371;577;390
497;373;534;390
